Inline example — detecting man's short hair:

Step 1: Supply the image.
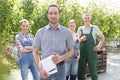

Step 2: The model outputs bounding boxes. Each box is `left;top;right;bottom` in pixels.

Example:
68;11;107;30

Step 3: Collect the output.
82;13;92;19
47;4;60;13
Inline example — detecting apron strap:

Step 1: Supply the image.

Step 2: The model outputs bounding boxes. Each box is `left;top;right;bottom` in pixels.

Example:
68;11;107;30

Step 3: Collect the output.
90;26;93;34
80;26;93;36
80;29;83;36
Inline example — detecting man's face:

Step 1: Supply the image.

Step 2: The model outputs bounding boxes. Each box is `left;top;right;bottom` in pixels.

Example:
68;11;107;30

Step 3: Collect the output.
47;7;60;24
68;22;76;31
83;15;91;24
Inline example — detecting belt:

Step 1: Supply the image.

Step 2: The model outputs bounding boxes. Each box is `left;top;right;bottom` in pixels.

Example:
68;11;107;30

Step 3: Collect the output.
57;61;65;67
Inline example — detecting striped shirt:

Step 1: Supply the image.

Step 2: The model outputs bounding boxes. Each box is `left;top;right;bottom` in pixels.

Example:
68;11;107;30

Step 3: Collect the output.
15;33;34;53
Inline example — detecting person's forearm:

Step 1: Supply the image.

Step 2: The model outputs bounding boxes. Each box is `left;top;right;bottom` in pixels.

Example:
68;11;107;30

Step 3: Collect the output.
98;34;105;48
21;46;33;53
32;48;42;72
24;46;33;50
61;46;73;61
21;49;32;53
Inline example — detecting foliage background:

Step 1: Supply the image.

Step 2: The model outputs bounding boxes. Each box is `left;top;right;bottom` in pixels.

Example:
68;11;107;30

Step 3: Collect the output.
0;0;120;45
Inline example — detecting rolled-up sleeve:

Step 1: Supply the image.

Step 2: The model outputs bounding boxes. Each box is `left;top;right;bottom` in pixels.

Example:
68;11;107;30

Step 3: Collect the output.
66;30;74;47
94;26;102;36
15;35;23;51
33;30;41;49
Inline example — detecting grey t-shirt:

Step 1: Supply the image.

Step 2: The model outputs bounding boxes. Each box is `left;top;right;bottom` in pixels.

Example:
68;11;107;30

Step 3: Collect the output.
33;24;74;59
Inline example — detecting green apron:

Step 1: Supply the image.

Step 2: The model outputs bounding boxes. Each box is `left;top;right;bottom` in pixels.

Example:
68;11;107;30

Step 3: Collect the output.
78;27;98;80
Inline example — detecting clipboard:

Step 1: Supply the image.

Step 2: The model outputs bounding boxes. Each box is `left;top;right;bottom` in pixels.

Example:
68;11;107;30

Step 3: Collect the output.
41;55;58;75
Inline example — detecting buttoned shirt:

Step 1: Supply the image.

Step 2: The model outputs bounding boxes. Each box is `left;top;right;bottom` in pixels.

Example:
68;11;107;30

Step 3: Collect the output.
33;24;74;59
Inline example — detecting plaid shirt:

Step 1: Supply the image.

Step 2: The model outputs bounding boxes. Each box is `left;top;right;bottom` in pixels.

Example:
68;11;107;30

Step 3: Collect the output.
15;33;34;52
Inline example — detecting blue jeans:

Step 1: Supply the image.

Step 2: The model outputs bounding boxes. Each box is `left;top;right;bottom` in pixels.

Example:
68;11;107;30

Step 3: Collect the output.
41;64;66;80
18;52;40;80
65;58;78;76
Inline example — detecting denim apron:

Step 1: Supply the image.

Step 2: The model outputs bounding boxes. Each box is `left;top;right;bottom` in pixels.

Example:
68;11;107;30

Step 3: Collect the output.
78;27;98;80
66;34;79;80
18;33;39;80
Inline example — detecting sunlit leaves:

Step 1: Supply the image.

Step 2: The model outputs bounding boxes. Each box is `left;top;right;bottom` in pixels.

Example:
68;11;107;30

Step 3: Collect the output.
0;0;120;46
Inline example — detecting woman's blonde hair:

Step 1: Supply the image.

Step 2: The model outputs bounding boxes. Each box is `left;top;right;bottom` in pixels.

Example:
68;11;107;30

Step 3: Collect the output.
68;19;76;24
19;19;29;25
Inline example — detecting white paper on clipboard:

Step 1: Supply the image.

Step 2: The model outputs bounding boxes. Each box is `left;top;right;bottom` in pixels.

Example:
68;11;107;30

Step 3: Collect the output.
41;55;58;75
